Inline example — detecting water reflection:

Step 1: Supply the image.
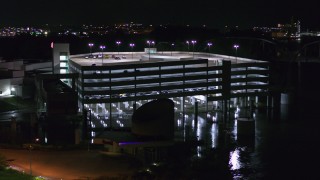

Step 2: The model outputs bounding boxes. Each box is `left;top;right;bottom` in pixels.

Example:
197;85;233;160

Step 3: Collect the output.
83;98;294;179
229;148;241;170
210;123;218;148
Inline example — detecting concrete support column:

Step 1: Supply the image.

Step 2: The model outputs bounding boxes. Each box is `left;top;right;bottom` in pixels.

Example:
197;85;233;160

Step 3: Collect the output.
267;95;272;108
194;101;198;129
109;103;112;129
124;102;129;109
182;96;185;133
223;100;228;122
272;93;281;121
102;103;106;114
133;103;137;113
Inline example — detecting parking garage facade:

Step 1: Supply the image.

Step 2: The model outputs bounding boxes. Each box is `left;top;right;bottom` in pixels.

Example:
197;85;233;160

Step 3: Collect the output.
67;54;270;133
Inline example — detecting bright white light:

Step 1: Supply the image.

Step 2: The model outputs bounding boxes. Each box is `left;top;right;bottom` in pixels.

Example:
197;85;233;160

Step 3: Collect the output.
177;119;181;127
229;149;241;170
212;115;217;122
197;146;201;157
11;87;15;91
60;55;68;61
0;88;11;96
60;69;67;74
234;106;240;119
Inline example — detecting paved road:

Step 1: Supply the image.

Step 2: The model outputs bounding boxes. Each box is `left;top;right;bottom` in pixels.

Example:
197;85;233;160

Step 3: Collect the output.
0;108;36;122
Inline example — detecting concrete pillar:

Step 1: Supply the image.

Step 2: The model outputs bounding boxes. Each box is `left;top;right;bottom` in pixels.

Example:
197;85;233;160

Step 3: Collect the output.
102;103;106;114
194;101;198;129
234;98;238;107
250;99;255;118
237;118;255;147
272;93;281;121
191;97;195;105
124;102;129;109
133;103;137;112
109;103;112;129
95;104;98;113
185;125;190;142
182;96;185;132
267;95;273;108
223;100;228;122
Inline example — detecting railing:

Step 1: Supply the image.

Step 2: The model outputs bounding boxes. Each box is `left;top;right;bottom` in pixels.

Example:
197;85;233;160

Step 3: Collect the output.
68;59;270;104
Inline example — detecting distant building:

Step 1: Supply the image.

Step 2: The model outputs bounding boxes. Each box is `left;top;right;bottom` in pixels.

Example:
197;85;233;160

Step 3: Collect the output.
0;59;51;97
272;20;301;40
300;31;320;37
253;19;301;40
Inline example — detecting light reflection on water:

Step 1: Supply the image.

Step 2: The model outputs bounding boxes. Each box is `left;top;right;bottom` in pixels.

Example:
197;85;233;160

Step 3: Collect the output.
229;148;241;170
70;96;320;179
210;123;218;148
187;110;258;179
86;99;292;179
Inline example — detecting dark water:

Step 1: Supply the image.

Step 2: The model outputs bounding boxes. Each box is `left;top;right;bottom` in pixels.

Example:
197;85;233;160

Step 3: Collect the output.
182;107;320;180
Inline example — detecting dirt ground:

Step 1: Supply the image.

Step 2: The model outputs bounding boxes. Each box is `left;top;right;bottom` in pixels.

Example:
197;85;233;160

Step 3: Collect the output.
0;149;142;180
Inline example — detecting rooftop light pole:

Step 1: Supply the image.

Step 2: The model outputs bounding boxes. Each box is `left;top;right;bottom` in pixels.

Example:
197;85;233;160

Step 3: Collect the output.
116;41;121;55
129;43;135;59
233;44;240;63
28;144;33;176
147;40;155;60
100;45;105;64
28;138;39;176
191;40;197;58
207;42;213;57
171;43;175;56
186;41;190;54
88;43;94;56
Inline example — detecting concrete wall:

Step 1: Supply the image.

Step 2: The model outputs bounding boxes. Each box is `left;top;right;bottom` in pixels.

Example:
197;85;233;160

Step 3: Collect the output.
24;62;52;71
0;79;11;96
12;70;24;78
0;61;23;70
52;43;70;74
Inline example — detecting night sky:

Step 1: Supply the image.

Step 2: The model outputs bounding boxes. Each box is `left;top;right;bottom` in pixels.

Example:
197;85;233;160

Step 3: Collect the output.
1;0;319;29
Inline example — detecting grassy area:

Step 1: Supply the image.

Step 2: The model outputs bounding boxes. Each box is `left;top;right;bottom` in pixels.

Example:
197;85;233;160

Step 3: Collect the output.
0;97;35;113
0;100;17;112
1;153;43;180
0;168;35;180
